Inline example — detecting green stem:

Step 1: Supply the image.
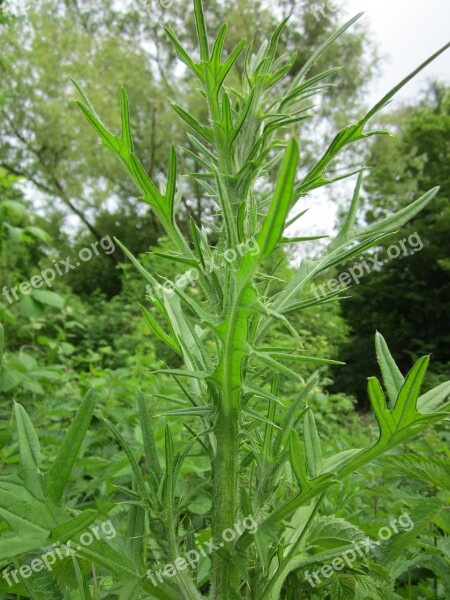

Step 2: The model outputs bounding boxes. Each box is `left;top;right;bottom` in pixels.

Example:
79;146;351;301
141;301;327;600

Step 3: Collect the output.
202;80;244;599
210;408;240;598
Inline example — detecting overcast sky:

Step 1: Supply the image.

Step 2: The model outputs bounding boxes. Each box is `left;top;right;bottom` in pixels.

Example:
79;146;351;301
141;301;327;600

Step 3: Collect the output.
345;0;450;104
290;0;450;250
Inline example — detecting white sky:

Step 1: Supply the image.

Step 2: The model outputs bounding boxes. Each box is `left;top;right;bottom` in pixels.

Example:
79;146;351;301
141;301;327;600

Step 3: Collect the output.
291;0;450;247
346;0;450;104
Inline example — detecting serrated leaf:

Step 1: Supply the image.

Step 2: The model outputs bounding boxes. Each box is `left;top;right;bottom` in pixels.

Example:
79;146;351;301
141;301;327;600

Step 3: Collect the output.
306;516;364;551
383;498;443;562
382;455;450;491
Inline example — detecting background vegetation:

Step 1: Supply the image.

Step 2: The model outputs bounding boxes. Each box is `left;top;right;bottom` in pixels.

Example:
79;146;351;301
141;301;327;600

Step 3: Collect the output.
0;1;448;598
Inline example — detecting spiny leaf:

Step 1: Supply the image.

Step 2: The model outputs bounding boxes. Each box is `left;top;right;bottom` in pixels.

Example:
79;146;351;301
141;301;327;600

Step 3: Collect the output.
306;515;364;550
382;455;450;491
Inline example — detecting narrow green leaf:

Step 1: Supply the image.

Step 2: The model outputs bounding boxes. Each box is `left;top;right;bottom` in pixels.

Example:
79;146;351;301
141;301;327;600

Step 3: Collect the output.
375;332;404;409
289;431;310;490
72;556;93;600
50;509;99;543
0;323;4;371
359;187;439;239
303;410;322;478
321;449;361;474
367;376;394;442
280;67;342;110
161;406;213;417
210;23;227;65
290;13;363;86
104;419;150;504
417;380;450;414
269;352;344;366
75;101;118;153
14;402;42;497
243;383;284;405
163;425;174;501
166;145;177;221
257;138;299;258
365;41;450;122
169;101;213;142
219;39;247;89
243;406;281;429
138;390;163;480
163;25;199;75
140;304;181;354
120;86;133;151
330;171;364;251
193;0;209;61
158;368;212;380
252;351;304;382
273;376;318;455
394;356;429;423
126;502;145;568
266;16;290;65
46;389;96;502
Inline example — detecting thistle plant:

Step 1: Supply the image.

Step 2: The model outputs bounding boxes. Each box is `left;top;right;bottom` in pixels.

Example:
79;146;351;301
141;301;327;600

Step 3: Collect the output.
1;2;449;599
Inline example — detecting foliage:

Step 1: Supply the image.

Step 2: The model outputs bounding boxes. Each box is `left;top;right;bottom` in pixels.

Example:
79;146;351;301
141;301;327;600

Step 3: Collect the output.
0;2;449;600
0;0;376;279
331;84;450;403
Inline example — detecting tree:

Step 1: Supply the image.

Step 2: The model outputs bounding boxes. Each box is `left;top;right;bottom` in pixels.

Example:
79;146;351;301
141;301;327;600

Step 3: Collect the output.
331;84;450;404
0;0;377;249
